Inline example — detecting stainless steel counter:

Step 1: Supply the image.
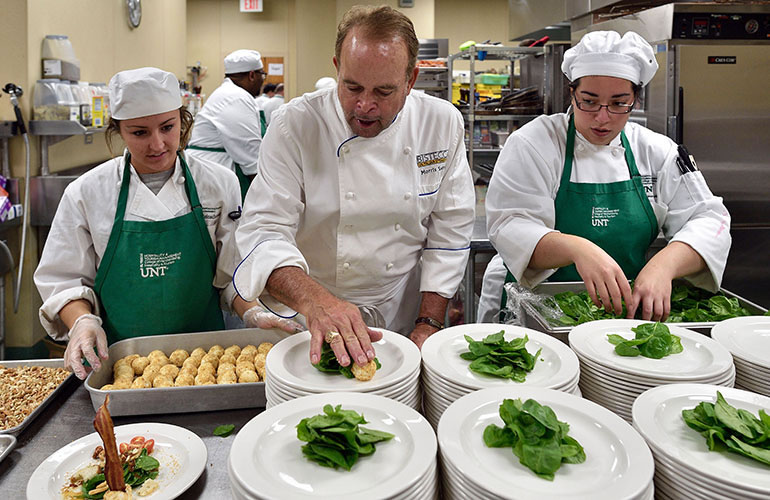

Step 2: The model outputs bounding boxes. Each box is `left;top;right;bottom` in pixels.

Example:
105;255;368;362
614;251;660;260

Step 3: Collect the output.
0;380;261;497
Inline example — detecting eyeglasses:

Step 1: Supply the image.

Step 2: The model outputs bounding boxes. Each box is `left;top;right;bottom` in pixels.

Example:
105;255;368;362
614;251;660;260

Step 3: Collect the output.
256;70;267;78
573;97;635;114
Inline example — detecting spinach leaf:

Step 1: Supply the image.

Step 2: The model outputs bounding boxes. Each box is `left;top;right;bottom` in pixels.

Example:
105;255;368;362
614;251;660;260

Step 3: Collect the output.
484;398;586;480
460;331;540;382
606;322;683;359
312;342;381;379
296;404;394;471
213;424;235;437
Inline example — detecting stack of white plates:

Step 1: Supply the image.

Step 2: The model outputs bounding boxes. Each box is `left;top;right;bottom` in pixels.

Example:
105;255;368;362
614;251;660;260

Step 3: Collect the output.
632;384;770;500
265;329;421;410
438;387;655;500
569;319;735;422
421;324;581;429
229;392;438;500
711;316;770;396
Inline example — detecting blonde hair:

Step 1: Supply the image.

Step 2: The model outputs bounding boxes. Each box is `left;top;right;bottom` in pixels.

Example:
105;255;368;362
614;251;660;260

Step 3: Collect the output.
105;107;193;157
335;5;419;79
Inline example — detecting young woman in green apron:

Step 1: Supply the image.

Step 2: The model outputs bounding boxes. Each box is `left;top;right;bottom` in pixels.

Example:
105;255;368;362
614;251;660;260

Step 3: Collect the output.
478;30;730;324
34;68;300;380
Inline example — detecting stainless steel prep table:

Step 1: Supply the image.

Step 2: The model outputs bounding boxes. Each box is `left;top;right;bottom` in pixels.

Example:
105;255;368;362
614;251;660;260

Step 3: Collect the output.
464;215;494;324
0;380;260;497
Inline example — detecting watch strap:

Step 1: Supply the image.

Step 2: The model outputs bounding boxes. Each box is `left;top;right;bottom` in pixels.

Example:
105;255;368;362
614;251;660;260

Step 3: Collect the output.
415;316;444;330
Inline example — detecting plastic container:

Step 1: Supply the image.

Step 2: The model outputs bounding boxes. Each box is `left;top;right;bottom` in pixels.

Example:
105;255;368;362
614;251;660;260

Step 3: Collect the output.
41;35;80;82
33;79;69;120
74;82;92;126
475;73;509;85
53;81;79;122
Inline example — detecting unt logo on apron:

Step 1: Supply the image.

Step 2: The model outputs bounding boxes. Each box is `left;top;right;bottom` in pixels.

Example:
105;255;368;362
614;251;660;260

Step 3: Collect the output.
591;207;620;227
139;252;182;278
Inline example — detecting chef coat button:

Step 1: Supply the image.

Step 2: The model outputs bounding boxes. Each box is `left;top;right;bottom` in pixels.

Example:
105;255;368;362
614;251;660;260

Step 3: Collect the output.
386;262;394;270
403;147;412;155
343;262;350;270
394;223;401;231
612;149;620;157
341;145;350;154
577;144;584;152
345;191;355;200
404;192;412;200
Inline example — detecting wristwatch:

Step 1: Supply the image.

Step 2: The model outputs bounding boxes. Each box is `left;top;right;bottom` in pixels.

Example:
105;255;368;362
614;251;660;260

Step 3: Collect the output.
415;316;444;330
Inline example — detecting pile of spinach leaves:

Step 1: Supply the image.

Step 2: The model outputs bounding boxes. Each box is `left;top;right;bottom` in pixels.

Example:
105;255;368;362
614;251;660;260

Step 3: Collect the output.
460;331;541;382
312;342;381;378
606;322;683;359
484;398;586;480
681;391;770;467
550;284;752;327
296;404;394;471
81;448;159;499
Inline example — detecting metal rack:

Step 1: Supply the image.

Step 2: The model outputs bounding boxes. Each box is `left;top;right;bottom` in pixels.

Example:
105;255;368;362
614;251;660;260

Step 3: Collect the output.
29;120;104;175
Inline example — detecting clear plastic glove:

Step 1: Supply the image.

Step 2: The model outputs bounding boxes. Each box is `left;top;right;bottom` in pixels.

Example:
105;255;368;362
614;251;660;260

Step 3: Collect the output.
243;304;304;334
64;314;109;380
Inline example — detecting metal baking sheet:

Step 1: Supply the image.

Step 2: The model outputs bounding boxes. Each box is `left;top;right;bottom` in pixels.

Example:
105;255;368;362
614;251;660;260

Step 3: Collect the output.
520;281;768;344
0;434;17;463
84;328;291;416
0;358;75;436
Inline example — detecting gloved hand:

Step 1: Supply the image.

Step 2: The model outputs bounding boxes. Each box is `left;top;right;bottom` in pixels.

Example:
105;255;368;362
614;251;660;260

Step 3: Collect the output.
64;314;109;380
243;304;304;334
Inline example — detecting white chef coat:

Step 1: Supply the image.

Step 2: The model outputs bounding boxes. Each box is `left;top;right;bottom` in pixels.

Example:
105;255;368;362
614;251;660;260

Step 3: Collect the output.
478;113;731;322
187;78;262;175
34;152;242;338
261;95;284;125
254;94;270;109
234;87;475;334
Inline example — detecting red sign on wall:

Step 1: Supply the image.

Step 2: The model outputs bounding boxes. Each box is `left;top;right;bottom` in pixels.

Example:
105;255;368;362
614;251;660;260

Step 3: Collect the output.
240;0;263;13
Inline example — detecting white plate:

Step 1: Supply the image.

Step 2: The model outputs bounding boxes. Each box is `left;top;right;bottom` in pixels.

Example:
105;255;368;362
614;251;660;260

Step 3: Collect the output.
632;384;770;493
711;317;770;369
229;392;436;500
266;330;420;393
438;387;653;500
421;323;580;391
27;422;206;500
569;320;734;380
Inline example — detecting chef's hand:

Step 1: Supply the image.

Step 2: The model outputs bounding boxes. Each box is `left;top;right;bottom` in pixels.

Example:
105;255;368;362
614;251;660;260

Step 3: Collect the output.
627;264;671;321
409;323;439;350
242;304;304;334
572;239;632;317
64;314;109;380
306;294;381;368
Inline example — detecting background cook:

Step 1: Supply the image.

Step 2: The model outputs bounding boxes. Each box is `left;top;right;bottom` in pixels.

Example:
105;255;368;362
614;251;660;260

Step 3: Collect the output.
234;5;475;368
34;67;300;380
478;30;731;323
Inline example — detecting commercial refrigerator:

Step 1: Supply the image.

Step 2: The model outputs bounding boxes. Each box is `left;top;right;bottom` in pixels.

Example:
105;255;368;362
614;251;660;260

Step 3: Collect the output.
572;3;770;308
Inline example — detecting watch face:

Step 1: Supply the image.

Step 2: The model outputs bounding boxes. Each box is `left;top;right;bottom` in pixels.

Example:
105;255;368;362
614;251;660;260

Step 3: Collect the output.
126;0;142;29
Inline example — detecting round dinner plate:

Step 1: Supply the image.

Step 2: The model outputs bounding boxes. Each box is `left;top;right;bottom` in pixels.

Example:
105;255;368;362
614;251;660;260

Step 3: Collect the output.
421;323;580;391
438;387;653;500
632;384;770;494
266;330;421;393
569;320;734;381
711;316;770;369
27;422;206;500
229;392;436;500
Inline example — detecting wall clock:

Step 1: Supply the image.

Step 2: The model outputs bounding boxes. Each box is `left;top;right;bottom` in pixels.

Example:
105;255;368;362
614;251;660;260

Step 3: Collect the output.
126;0;142;29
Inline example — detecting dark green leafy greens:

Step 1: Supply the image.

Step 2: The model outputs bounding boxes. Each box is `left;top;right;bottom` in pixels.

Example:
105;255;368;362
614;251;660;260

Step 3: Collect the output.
551;284;752;326
296;404;394;471
606;322;683;359
213;424;235;437
681;391;770;467
81;448;159;499
483;398;586;480
460;331;541;382
312;342;381;378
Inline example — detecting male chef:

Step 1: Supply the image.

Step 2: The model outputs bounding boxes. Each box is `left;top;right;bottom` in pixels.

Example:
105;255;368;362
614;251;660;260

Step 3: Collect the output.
187;49;265;199
234;5;474;367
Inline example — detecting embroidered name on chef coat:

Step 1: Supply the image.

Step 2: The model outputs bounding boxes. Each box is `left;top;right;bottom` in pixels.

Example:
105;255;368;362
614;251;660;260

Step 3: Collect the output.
139;252;182;278
591;207;620;227
641;175;657;199
416;149;448;174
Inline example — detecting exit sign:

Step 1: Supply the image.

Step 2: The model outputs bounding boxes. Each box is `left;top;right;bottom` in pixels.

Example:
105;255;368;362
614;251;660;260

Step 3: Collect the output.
240;0;263;12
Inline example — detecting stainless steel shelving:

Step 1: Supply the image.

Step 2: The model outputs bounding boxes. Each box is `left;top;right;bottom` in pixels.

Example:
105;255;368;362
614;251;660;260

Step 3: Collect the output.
29;120;104;175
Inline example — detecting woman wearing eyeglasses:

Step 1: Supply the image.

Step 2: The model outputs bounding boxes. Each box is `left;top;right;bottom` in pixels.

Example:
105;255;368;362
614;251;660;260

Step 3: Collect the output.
478;30;731;323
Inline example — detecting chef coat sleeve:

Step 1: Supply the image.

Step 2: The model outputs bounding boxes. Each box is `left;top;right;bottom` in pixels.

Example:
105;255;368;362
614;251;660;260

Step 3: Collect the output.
486;131;562;288
655;144;731;291
420;112;475;298
232;110;309;312
214;96;262;176
33;184;101;340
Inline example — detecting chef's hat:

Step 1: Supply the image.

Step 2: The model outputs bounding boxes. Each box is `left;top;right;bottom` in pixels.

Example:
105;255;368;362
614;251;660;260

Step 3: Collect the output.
224;49;264;74
562;31;658;86
109;67;181;120
315;77;336;90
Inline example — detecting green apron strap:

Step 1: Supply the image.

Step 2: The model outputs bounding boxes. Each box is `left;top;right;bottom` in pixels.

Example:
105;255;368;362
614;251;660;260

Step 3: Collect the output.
94;153;132;296
179;153;218;266
233;163;251;201
186;145;227;153
259;109;267;136
621;131;659;243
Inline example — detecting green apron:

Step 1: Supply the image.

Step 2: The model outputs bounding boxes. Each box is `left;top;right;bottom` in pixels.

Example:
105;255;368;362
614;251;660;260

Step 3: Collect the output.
94;152;225;344
187;145;251;201
500;116;658;316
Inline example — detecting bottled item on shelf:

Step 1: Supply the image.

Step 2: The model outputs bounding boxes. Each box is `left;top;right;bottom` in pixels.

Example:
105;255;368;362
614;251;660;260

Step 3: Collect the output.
75;82;92;127
33;79;69;121
89;83;105;127
41;35;81;82
92;83;110;123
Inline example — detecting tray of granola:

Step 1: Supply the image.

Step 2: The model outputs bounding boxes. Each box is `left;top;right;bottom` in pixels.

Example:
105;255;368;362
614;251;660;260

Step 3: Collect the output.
84;327;291;417
0;359;74;436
